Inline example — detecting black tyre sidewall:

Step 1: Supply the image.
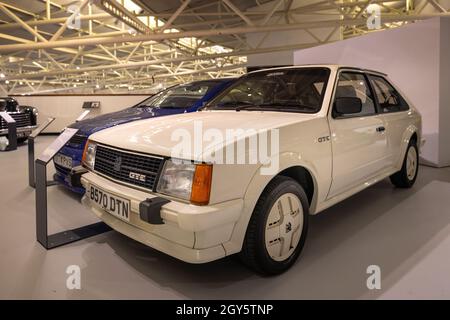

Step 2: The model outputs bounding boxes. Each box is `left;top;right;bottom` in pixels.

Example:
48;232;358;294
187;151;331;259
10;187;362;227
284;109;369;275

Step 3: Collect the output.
404;142;419;186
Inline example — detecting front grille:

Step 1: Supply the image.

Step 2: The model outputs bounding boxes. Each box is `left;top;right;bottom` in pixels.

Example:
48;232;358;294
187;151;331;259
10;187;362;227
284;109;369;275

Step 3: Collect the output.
94;145;164;191
54;163;70;175
0;113;31;130
68;134;87;147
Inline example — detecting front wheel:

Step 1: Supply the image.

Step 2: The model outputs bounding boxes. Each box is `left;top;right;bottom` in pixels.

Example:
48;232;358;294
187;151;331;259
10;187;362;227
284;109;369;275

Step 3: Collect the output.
390;139;419;188
239;176;309;275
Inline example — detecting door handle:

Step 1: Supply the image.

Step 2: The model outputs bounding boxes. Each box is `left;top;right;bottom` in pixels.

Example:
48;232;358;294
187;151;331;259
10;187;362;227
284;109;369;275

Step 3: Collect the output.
376;126;386;133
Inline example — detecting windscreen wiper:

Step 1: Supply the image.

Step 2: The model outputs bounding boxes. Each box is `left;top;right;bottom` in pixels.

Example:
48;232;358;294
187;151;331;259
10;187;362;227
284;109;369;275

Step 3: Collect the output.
256;103;317;112
235;104;262;111
208;101;256;111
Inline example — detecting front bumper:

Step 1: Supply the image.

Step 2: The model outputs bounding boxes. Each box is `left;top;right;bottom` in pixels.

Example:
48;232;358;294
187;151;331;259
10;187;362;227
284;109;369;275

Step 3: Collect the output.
53;145;85;194
54;172;85;194
0;125;36;136
80;172;243;264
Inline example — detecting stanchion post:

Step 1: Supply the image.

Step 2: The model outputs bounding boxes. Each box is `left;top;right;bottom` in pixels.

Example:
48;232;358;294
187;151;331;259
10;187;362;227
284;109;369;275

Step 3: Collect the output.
28;117;55;188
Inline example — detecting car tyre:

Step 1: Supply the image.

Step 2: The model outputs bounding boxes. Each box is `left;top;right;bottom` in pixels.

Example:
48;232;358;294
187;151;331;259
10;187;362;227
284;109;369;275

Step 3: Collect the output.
390;138;419;188
239;176;309;275
17;137;28;144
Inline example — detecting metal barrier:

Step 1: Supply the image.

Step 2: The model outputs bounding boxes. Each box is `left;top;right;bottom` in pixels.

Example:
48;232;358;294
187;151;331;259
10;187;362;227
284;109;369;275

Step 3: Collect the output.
0;111;17;151
35;128;111;249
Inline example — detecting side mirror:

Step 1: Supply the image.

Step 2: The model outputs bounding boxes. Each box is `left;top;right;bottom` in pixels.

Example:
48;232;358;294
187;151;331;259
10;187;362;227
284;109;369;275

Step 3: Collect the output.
334;97;362;115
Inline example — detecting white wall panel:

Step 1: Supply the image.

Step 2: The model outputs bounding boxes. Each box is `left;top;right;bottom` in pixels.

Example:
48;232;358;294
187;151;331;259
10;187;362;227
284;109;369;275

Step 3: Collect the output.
12;95;149;133
439;17;450;167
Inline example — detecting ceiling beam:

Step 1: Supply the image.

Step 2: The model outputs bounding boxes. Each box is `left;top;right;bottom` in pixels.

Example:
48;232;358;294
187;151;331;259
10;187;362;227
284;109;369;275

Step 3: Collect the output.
50;0;90;41
427;0;448;13
5;42;319;80
0;13;111;31
159;0;192;32
222;0;254;26
0;3;47;42
1;12;449;53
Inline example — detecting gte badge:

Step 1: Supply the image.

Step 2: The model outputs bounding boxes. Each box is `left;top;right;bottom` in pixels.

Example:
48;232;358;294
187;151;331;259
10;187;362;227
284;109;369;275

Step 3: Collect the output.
318;136;330;143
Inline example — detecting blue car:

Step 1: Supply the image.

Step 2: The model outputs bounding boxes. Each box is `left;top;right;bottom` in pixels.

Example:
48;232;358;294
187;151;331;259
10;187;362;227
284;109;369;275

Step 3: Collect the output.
53;78;235;194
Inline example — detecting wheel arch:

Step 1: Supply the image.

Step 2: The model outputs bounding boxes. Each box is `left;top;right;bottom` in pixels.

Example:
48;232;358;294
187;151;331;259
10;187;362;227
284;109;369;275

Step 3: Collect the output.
277;166;315;206
397;125;420;170
223;152;322;255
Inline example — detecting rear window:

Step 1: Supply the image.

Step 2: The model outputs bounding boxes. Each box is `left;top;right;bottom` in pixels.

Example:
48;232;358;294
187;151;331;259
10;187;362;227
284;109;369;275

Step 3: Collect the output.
369;75;409;113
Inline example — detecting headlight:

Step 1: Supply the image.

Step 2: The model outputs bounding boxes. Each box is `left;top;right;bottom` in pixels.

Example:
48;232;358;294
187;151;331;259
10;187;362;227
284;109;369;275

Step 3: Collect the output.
82;140;97;170
32;108;38;116
156;159;213;205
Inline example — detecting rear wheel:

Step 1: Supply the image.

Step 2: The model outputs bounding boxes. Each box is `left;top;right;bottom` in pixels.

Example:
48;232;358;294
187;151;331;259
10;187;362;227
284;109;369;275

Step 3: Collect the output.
390;139;419;188
239;176;309;275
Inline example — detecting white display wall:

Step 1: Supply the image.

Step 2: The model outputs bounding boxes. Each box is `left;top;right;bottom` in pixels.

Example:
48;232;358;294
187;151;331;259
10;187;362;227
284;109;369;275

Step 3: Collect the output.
12;95;149;133
294;17;450;167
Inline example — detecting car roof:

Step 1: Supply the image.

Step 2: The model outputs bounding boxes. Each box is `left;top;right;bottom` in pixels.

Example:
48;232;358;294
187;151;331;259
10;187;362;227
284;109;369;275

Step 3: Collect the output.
248;64;387;77
187;78;237;86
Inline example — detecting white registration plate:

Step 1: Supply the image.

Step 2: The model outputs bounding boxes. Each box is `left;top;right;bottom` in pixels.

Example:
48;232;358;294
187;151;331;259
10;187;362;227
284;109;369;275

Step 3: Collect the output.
17;131;30;138
89;185;131;222
54;153;73;169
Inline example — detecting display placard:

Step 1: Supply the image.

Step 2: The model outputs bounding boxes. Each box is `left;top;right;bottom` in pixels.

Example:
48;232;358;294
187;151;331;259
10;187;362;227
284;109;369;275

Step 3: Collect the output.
0;111;15;123
82;101;101;109
37;128;78;164
76;110;90;122
30;117;55;138
0;111;17;151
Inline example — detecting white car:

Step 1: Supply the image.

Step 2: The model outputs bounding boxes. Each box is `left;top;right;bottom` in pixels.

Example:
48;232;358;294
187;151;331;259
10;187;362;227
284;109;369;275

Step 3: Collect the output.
79;65;422;275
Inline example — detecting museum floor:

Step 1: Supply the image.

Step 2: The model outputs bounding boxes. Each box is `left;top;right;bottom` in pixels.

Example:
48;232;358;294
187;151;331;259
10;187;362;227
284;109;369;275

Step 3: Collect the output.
1;136;450;299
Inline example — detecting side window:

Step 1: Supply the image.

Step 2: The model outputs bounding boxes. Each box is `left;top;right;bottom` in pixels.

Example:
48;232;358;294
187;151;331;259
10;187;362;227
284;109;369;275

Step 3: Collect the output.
333;72;376;117
369;75;409;113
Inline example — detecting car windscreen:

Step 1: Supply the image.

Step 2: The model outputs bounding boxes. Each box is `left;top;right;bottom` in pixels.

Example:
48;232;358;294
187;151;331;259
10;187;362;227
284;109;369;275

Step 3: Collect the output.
135;81;220;109
205;68;330;113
